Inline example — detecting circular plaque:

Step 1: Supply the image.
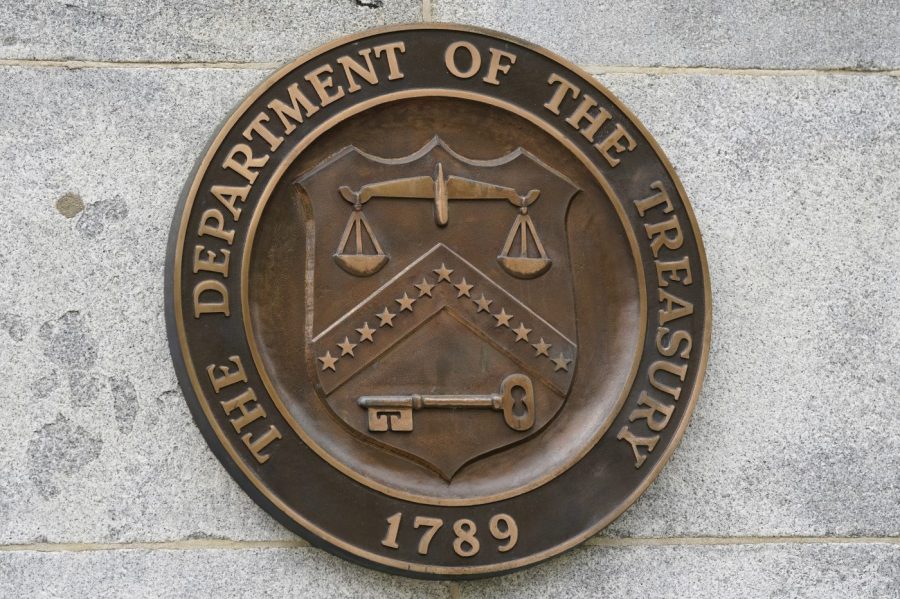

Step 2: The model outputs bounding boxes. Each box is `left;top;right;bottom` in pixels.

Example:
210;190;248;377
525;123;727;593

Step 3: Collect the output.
166;24;711;579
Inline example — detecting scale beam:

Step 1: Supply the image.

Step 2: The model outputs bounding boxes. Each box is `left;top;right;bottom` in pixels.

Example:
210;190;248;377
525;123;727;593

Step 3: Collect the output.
338;161;540;227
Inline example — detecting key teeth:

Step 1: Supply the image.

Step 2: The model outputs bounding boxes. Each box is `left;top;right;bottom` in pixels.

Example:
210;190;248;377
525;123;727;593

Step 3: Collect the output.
367;407;413;432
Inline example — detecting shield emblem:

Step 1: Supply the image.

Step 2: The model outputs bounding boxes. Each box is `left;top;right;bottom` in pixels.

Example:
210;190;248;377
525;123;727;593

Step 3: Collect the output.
295;137;579;479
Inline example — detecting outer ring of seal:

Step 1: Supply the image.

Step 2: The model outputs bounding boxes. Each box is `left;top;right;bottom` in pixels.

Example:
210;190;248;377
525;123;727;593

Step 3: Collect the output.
165;23;712;579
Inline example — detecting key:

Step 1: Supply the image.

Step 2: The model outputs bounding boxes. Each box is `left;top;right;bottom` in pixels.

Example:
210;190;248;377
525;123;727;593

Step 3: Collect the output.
358;373;535;433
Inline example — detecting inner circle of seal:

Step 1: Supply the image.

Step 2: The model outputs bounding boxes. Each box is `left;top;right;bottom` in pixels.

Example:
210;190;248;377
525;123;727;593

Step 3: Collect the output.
240;89;647;506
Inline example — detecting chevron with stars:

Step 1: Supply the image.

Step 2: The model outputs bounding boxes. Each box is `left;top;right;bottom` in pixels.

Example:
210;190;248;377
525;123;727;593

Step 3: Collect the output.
310;243;577;396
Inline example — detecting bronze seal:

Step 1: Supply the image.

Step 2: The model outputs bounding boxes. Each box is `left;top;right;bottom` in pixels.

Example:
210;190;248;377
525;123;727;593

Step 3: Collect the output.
166;24;711;578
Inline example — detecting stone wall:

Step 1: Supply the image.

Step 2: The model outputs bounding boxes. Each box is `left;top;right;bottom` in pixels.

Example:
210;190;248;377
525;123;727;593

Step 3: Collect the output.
1;1;897;596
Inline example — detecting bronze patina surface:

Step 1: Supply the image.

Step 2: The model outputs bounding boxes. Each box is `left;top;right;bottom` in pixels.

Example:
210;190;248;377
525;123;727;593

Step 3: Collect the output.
166;24;711;579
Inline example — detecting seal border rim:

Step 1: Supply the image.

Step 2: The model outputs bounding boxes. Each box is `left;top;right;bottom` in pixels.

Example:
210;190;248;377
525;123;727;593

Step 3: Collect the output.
165;22;713;578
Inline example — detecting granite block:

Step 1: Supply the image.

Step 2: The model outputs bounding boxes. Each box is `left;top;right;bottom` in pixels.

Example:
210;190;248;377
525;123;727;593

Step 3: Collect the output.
0;547;450;598
459;542;900;598
0;0;422;63
434;1;900;69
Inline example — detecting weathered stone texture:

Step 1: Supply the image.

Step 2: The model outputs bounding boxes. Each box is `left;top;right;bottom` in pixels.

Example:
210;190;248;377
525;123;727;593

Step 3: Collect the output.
0;543;896;598
0;1;422;63
459;543;900;598
1;2;898;68
1;1;899;593
0;547;449;598
434;1;900;69
0;66;289;544
595;71;900;538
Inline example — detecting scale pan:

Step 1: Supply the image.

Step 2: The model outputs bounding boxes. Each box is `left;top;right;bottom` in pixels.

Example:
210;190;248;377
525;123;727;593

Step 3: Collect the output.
497;255;551;279
334;254;389;277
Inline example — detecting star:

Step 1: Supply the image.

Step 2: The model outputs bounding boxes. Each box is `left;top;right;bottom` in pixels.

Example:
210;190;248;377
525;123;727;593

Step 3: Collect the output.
318;351;338;371
395;292;416;312
493;308;513;328
532;338;551;357
434;263;453;282
377;307;396;327
356;322;375;342
551;352;572;372
415;278;435;297
454;277;474;298
337;336;357;357
473;294;493;313
513;322;532;342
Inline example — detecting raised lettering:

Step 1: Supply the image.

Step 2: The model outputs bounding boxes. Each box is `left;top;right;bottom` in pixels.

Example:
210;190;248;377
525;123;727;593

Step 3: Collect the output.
565;94;612;142
206;356;248;393
629;391;675;432
656;327;693;359
445;41;481;79
373;42;406;80
197;209;235;245
222;143;269;184
336;49;379;93
658;289;695;326
656;256;693;288
544;73;580;115
483;48;517;85
595;123;637;167
243;425;282;464
193;279;229;318
305;64;345;107
645;215;684;257
649;360;688;401
267;83;320;134
193;245;230;277
210;185;249;221
617;425;659;468
634;181;673;217
242;112;283;152
221;387;266;434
